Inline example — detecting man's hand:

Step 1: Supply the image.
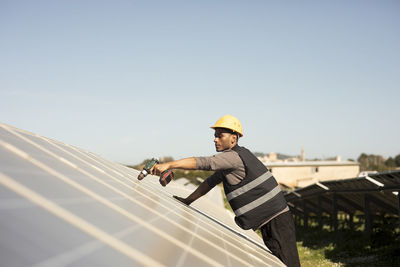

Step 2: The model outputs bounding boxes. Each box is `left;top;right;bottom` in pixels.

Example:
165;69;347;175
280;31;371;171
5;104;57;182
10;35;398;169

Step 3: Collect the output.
173;195;192;205
172;180;212;206
150;163;170;176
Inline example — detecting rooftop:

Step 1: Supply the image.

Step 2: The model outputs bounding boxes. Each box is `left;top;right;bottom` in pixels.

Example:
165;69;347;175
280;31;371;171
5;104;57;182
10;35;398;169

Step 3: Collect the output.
265;160;359;167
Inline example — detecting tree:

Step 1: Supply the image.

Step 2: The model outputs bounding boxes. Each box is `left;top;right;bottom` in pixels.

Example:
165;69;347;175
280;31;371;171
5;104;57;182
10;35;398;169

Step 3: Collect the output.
385;157;396;168
395;154;400;167
357;153;388;172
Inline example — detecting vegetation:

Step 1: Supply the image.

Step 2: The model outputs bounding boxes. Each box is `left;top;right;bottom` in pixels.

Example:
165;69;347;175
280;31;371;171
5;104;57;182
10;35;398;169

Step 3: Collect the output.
252;213;400;266
290;212;400;266
296;220;400;266
357;153;400;172
297;242;338;267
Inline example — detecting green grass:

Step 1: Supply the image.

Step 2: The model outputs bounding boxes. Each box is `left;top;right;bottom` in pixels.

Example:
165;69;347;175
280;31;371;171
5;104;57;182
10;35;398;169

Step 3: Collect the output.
295;224;400;267
297;242;341;267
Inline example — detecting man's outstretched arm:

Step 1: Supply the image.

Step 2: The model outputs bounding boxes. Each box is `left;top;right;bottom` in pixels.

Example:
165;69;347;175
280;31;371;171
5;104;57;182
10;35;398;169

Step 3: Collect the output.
149;157;219;205
150;157;197;175
174;180;212;205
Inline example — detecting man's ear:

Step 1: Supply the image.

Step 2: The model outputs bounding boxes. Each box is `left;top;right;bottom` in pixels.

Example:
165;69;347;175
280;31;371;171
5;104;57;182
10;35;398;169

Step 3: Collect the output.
231;134;238;144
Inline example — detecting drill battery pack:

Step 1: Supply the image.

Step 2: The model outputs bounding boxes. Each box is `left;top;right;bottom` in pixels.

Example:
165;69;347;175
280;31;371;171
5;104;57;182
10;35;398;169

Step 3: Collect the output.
159;170;174;187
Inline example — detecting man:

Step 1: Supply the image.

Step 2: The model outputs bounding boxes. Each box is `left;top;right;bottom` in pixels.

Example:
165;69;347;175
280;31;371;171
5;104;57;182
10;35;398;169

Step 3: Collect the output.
149;115;300;267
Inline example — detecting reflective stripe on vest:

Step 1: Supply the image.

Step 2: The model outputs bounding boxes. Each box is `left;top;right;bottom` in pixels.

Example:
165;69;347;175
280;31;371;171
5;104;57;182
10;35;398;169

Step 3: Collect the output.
226;171;273;201
233;185;281;216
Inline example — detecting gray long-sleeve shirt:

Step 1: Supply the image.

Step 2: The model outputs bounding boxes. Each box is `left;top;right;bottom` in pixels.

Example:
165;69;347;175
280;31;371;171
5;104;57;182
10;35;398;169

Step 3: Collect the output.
195;149;246;187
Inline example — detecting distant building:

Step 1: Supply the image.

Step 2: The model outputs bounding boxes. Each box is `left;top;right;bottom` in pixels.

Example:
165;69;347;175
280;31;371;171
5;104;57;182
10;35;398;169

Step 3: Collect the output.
257;149;360;188
266;160;360;188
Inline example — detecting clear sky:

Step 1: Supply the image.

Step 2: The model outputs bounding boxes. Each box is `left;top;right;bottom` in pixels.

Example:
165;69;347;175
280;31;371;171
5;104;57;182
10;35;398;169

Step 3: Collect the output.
1;0;399;165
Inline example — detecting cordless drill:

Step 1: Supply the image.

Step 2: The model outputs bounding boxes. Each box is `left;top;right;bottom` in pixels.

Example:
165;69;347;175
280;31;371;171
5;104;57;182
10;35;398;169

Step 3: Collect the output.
137;157;174;186
137;158;159;180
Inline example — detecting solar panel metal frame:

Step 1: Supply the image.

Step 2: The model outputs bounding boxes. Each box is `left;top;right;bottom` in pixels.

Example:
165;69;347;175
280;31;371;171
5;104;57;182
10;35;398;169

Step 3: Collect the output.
284;170;400;229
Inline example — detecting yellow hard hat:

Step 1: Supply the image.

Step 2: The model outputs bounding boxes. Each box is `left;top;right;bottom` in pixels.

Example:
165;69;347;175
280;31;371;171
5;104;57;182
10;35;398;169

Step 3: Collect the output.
210;115;243;137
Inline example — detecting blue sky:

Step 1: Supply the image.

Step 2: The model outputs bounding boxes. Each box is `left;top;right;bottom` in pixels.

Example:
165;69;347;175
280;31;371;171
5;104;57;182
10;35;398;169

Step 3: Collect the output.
1;0;399;165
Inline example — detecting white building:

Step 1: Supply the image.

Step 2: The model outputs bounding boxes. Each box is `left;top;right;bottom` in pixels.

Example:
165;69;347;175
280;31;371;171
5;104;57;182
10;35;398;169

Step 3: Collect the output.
265;160;360;188
257;149;360;188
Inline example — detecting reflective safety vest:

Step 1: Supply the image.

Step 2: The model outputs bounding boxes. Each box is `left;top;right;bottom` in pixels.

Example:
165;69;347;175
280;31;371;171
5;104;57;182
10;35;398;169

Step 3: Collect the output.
224;145;288;230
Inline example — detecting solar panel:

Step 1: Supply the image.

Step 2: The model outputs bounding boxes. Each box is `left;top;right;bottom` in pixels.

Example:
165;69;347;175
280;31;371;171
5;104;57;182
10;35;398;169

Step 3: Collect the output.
0;123;284;266
285;171;400;219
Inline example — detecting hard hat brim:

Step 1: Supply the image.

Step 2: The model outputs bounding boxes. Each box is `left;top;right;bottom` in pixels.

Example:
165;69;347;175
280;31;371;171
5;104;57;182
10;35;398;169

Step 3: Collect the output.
210;126;243;137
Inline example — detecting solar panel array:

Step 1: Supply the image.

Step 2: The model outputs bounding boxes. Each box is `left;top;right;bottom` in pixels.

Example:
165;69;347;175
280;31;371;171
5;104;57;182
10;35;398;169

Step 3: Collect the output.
285;170;400;231
0;123;284;267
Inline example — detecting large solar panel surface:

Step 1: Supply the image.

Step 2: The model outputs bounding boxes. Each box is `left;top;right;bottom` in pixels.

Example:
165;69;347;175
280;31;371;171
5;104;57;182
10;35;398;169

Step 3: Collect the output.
0;123;284;266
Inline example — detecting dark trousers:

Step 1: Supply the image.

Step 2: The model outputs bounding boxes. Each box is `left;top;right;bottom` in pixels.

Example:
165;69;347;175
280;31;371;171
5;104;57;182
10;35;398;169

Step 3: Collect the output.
260;211;301;267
